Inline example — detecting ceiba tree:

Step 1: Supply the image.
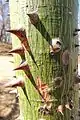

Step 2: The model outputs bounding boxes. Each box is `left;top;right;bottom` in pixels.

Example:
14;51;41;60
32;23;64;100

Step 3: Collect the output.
8;0;78;120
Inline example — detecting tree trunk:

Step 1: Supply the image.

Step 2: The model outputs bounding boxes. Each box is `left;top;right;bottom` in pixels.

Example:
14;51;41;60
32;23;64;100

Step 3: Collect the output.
9;0;78;120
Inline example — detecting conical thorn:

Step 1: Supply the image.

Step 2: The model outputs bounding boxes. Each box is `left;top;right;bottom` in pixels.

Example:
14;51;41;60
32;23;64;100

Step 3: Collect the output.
6;28;27;42
4;76;25;88
27;10;39;25
73;32;78;36
9;46;25;55
13;61;30;71
75;44;80;48
57;105;64;115
74;28;80;32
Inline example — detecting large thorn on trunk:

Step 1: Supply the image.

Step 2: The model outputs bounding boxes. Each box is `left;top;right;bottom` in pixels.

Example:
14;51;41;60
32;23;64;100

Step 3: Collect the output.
27;10;39;25
9;46;25;55
4;76;25;88
13;61;29;71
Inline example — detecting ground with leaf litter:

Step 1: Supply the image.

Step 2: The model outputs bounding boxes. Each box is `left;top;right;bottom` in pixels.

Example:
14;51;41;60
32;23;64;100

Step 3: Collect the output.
0;42;20;120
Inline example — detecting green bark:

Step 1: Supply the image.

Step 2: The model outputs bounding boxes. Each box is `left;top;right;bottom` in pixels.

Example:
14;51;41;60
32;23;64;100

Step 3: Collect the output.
9;0;78;120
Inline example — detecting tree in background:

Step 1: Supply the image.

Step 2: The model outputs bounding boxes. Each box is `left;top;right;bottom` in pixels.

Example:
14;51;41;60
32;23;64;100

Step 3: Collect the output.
0;0;11;43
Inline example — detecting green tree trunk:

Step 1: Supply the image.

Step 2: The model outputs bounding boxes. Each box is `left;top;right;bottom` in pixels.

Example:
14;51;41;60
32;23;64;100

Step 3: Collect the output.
9;0;78;120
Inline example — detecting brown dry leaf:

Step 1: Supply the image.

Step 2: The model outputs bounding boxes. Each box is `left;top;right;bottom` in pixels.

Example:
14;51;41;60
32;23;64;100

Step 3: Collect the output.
36;77;51;102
